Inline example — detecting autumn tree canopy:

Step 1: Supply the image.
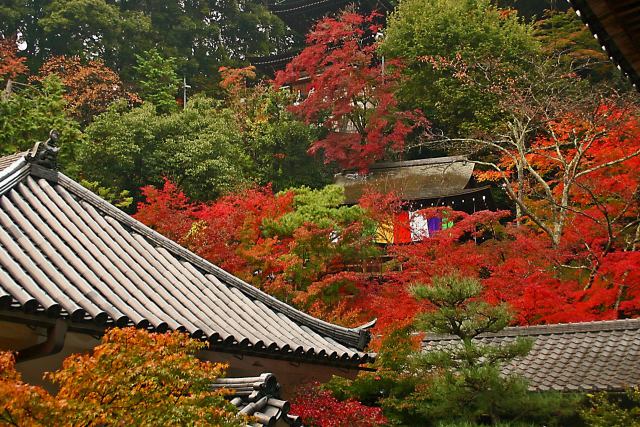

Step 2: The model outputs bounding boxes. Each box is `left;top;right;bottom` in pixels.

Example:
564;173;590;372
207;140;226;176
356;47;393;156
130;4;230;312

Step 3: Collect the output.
0;37;27;83
1;1;639;424
275;11;427;170
0;328;244;426
36;55;139;123
381;0;539;137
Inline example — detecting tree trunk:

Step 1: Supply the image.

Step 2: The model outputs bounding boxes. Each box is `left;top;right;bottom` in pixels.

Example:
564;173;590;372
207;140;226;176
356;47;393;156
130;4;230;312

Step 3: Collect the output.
1;79;12;101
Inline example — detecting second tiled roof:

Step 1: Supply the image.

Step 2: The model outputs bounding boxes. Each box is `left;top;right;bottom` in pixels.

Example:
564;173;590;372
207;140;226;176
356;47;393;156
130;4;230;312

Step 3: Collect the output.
422;319;640;392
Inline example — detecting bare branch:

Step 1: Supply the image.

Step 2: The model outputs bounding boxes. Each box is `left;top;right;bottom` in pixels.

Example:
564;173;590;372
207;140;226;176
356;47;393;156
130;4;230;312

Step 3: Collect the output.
575;147;640;179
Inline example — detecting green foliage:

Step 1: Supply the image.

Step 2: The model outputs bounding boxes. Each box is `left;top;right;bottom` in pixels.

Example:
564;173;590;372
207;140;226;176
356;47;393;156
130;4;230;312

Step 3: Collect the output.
237;86;332;191
533;9;628;87
381;0;539;137
39;0;125;61
258;185;379;302
76;81;331;203
263;185;372;236
133;49;180;114
412;275;513;341
1;0;291;84
78;98;253;201
432;422;543;427
325;327;421;407
79;180;133;209
581;388;640;427
251;117;331;190
0;75;84;157
0;1;28;39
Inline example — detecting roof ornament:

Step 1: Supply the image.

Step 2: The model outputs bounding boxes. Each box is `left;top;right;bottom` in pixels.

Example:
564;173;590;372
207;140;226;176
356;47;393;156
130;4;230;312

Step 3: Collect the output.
27;130;60;170
356;318;377;330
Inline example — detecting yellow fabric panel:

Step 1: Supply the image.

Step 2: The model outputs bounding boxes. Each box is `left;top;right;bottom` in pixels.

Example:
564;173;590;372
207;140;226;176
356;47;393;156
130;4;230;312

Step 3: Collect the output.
374;221;394;244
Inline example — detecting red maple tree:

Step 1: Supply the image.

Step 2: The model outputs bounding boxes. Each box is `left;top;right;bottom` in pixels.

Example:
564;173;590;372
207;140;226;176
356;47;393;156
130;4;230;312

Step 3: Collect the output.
0;37;27;82
290;382;387;427
35;55;139;123
275;11;427;171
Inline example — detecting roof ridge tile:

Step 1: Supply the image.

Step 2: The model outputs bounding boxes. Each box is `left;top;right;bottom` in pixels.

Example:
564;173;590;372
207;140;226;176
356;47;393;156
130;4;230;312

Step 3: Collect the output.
423;318;640;342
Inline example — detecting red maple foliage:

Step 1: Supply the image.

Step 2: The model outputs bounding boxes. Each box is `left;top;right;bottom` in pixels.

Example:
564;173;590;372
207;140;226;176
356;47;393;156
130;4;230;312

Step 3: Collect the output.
219;65;256;100
35;55;139;123
390;207;640;325
135;173;640;334
0;37;27;81
275;11;427;171
135;181;376;325
135;178;197;243
290;382;387;427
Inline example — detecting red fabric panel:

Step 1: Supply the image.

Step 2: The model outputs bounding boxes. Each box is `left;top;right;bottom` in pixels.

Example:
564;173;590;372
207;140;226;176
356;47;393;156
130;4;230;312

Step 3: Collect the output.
393;211;412;244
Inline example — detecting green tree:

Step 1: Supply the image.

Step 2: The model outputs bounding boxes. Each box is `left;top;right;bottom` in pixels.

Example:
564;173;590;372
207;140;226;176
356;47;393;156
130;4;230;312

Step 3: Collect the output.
78;97;253;201
133;49;180;114
325;275;579;426
533;9;627;86
1;0;291;87
581;388;640;427
263;185;373;237
324;327;423;423
257;185;379;312
39;0;123;61
0;75;84;157
218;73;332;191
76;79;331;203
0;1;28;39
381;0;539;138
79;180;133;209
249;116;332;191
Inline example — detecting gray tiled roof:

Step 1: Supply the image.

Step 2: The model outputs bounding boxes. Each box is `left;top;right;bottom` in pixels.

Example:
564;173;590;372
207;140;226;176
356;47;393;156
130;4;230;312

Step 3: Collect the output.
0;151;374;366
0;152;28;172
214;373;301;427
333;156;479;204
422;319;640;392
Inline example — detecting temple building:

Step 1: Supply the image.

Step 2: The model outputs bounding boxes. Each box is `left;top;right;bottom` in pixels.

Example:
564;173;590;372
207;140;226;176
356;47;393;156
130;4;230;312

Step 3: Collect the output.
423;319;640;392
334;156;494;244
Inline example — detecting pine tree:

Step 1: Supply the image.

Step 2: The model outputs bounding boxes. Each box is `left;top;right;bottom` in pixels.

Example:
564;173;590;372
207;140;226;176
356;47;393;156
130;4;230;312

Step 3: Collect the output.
410;274;579;425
